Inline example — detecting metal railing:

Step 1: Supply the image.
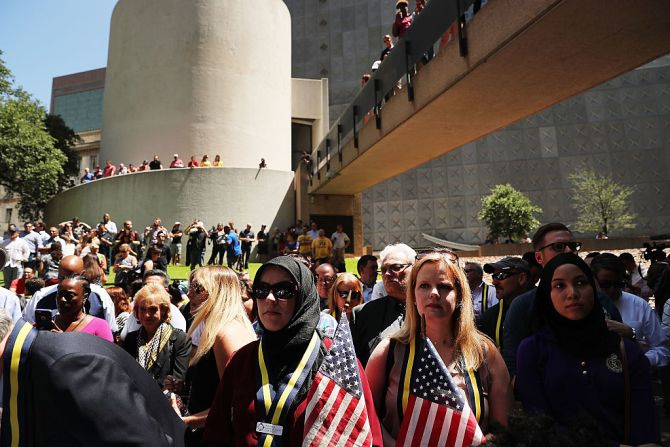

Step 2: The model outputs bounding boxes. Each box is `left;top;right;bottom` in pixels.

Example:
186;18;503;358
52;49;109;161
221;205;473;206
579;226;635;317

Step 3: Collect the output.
309;0;477;185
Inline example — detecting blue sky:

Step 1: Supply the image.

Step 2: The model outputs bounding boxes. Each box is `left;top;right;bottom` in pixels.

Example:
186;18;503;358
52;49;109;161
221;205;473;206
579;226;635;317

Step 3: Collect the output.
0;0;116;111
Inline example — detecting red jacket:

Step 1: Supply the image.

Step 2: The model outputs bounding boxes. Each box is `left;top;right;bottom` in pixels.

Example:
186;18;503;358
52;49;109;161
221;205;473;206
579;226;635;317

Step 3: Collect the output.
203;338;383;446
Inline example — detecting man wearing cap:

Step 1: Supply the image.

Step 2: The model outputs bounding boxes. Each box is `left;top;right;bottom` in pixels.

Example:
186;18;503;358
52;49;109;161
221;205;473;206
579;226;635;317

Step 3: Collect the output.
392;0;412;39
1;226;30;287
170;154;184;168
478;257;531;350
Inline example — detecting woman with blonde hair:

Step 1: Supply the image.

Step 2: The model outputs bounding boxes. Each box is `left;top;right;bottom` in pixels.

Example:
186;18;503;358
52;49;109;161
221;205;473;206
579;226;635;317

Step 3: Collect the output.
176;266;256;445
122;283;191;389
325;272;363;321
366;252;512;444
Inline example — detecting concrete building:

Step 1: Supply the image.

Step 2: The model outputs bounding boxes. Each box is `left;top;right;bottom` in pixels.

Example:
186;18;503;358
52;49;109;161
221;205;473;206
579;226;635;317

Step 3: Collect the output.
45;1;670;252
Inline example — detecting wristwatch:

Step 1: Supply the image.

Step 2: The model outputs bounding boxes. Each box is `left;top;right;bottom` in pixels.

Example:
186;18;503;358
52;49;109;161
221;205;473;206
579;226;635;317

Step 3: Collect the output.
630;327;637;341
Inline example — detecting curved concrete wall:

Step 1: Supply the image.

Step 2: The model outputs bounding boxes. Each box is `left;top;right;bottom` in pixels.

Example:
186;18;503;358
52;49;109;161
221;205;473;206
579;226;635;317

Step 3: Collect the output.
44;168;295;241
102;0;292;171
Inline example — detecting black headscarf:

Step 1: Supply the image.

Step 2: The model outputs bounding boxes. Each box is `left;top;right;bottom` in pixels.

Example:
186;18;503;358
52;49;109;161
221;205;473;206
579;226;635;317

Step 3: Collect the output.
254;256;323;383
534;253;619;359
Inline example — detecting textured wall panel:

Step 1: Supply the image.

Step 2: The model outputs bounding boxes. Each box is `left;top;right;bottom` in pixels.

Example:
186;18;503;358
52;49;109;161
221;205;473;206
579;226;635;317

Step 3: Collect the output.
361;56;670;249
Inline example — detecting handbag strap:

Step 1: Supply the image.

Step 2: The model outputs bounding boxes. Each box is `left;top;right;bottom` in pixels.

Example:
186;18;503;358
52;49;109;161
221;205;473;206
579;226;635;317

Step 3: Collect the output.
619;338;630;444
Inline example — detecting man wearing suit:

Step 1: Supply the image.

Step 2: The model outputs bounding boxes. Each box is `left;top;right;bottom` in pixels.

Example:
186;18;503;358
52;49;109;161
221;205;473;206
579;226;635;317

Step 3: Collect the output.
0;310;185;446
351;243;416;366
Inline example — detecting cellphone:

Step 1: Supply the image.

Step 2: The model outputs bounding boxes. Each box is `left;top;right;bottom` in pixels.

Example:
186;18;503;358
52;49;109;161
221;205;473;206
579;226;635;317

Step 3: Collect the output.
35;309;54;331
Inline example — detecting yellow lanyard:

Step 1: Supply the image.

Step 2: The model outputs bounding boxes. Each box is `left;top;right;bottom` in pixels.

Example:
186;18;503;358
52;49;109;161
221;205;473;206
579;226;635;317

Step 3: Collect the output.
257;332;320;446
495;300;504;348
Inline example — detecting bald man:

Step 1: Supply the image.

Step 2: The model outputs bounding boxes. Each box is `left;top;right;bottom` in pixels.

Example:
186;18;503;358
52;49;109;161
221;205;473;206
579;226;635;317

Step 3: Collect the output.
23;255;118;332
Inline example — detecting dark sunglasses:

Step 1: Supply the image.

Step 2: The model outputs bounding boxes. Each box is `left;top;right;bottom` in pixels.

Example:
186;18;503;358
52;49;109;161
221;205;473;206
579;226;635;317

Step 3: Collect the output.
189;282;205;295
415;248;459;263
597;280;626;290
491;271;521;281
252;281;298;301
337;290;362;300
537;241;582;253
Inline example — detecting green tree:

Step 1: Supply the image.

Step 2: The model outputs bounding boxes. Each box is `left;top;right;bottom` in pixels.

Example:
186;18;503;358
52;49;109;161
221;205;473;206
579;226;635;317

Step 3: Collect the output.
45;113;81;188
478;184;542;242
0;50;67;221
569;169;636;236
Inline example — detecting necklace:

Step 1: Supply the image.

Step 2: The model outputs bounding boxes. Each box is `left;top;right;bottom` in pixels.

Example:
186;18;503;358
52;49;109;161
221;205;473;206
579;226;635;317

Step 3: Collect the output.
58;313;86;332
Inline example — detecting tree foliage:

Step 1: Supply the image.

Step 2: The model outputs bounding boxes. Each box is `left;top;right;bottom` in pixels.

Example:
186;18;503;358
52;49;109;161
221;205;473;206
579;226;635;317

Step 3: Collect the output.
478;184;542;242
569;169;636;236
0;50;69;221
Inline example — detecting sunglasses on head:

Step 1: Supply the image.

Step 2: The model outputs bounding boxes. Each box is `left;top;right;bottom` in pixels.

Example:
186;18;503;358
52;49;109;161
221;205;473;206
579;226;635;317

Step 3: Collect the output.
415;248;459;263
538;241;582;252
491;271;521;281
597;280;626;290
252;281;298;301
337;290;362;300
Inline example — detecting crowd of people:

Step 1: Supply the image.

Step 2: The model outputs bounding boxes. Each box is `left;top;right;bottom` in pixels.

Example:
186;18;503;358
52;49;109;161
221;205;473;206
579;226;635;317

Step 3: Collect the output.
0;218;668;445
80;154;225;184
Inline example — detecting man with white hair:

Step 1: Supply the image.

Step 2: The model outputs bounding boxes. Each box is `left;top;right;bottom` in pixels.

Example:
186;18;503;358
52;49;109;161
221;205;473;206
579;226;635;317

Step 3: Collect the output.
351;243;416;366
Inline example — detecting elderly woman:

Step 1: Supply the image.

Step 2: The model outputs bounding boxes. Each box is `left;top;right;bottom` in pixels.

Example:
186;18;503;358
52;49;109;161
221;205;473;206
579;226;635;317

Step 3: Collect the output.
365;252;512;444
52;275;113;342
122;283;191;389
325;272;363;321
516;253;659;445
176;266;257;445
202;256;383;446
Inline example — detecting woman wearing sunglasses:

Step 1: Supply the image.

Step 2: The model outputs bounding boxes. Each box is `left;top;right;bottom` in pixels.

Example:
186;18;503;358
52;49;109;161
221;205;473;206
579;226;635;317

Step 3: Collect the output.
516;253;658;445
203;256;383;446
365;252;512;444
176;266;256;445
326;272;363;321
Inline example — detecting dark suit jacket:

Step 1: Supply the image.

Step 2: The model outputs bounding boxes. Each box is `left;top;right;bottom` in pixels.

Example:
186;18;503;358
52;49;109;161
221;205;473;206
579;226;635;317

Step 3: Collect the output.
123;328;192;387
6;328;185;446
350;296;405;367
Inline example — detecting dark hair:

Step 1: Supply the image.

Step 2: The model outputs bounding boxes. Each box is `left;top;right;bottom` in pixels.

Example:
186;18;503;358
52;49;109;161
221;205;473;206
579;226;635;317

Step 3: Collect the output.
464;261;483;275
521;251;541;269
25;277;45;296
618;252;635;263
142;269;170;286
63;274;92;296
357;255;377;274
590;253;626;280
532;223;571;250
585;251;601;259
81;254;105;285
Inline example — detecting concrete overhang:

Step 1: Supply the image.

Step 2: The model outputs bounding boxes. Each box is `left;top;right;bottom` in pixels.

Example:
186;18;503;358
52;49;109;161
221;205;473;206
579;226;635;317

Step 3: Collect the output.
309;0;670;195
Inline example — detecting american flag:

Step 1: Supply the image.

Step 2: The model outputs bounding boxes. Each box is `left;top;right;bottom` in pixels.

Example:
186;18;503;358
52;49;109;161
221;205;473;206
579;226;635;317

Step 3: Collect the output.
303;313;373;447
395;338;484;447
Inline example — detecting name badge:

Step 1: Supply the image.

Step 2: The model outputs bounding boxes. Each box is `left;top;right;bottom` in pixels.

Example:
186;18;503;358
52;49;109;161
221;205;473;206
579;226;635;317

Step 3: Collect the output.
256;422;283;436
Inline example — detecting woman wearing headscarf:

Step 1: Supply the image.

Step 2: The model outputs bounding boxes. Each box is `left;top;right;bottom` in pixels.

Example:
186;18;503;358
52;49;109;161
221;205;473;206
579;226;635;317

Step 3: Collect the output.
202;256;382;446
516;253;658;446
365;252;511;445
